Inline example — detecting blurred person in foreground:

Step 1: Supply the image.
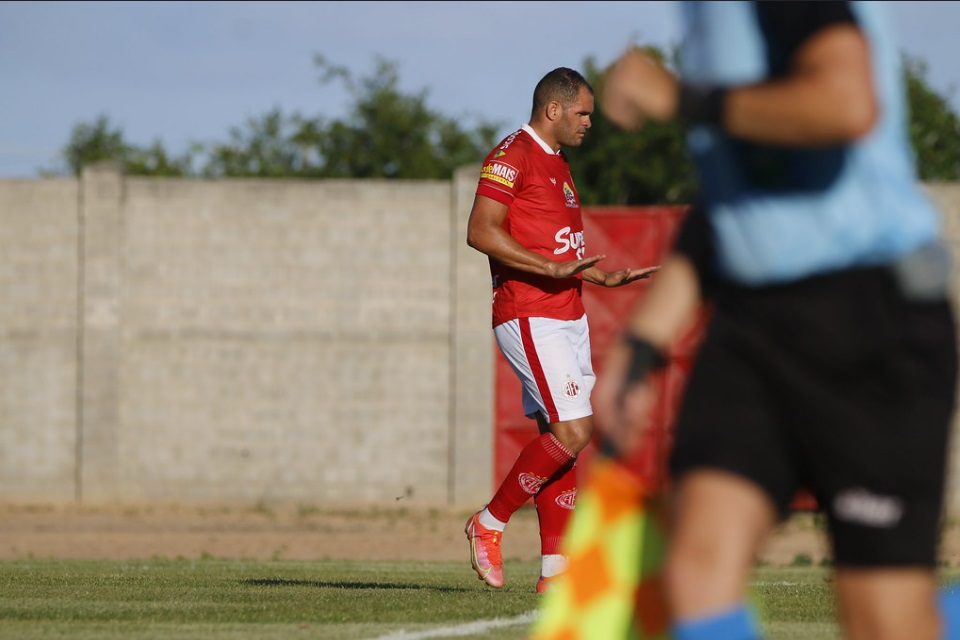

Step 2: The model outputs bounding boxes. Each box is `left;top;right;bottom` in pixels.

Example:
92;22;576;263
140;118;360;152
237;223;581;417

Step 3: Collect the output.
464;66;659;592
592;2;959;639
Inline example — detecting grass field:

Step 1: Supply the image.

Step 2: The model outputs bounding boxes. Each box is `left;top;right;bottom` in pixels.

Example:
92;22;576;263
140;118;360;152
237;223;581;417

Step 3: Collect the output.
4;556;926;640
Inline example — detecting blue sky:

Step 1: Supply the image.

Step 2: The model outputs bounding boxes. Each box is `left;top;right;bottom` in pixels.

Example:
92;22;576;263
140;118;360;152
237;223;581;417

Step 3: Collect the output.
1;1;958;178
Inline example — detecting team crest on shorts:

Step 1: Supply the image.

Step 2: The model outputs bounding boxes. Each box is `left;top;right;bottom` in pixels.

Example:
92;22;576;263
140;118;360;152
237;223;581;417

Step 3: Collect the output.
563;379;581;398
519;472;548;494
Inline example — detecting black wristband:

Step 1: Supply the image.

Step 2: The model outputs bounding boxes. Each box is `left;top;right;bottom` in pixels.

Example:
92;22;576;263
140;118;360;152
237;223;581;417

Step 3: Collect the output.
623;333;668;383
678;83;728;127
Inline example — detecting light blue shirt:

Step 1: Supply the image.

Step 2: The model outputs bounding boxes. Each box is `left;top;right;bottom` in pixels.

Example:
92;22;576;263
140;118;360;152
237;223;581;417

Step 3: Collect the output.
680;1;941;285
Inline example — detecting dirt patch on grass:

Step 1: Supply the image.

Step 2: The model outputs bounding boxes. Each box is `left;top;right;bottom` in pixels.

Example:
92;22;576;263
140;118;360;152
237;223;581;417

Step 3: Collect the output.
3;502;960;567
0;503;538;562
2;501;934;566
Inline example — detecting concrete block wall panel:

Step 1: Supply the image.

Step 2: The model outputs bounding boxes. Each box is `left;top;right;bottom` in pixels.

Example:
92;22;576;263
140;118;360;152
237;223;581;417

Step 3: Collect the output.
0;178;79;501
450;164;494;508
113;176;455;505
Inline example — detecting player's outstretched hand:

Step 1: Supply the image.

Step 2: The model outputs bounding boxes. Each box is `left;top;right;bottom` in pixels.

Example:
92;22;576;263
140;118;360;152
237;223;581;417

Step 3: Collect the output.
603;265;661;287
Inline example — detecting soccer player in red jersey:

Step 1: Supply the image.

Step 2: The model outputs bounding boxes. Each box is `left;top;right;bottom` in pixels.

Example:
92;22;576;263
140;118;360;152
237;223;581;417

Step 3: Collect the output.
464;67;659;591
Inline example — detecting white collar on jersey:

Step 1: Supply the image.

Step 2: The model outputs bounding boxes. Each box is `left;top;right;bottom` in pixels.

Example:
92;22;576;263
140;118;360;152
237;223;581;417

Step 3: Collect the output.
522;123;559;155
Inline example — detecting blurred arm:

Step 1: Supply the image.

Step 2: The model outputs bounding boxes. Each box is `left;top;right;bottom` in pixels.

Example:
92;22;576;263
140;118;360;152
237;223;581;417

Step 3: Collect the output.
592;254;702;455
601;23;878;146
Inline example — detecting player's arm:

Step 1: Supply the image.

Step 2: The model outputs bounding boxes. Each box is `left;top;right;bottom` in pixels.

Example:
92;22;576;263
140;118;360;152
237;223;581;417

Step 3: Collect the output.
602;13;877;146
466;193;605;278
580;264;661;287
721;22;876;144
592;253;702;455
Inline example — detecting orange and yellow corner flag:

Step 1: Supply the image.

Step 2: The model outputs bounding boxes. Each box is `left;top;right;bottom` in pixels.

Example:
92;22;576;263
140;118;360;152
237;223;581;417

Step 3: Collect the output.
530;454;672;640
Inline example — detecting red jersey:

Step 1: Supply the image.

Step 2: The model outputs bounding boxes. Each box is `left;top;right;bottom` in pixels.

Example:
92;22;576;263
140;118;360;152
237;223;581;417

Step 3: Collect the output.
476;126;587;327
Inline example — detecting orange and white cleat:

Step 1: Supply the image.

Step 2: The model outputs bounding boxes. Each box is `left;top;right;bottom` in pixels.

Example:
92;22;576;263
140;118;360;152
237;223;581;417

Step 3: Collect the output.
536;574;561;593
465;511;504;588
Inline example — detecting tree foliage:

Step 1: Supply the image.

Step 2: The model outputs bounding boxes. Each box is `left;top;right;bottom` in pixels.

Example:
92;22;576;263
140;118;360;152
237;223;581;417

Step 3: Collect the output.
59;56;501;181
201;109;307;178
310;55;502;179
63;115;196;177
58;49;960;201
63;115;127;176
904;54;960;181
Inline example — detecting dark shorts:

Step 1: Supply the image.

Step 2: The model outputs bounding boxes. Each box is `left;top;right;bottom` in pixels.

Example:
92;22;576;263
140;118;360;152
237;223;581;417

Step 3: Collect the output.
668;265;958;567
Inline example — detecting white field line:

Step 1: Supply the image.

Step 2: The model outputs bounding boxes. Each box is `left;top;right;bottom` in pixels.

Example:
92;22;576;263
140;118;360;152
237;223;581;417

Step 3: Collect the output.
369;610;539;640
367;583;804;639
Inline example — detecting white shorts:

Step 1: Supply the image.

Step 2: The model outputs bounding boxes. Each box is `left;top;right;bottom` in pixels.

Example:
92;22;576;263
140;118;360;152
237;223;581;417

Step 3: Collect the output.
493;314;595;424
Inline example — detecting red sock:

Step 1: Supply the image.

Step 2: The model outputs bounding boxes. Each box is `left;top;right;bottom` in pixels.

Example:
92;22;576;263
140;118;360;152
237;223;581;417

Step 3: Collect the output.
535;459;577;555
487;432;574;523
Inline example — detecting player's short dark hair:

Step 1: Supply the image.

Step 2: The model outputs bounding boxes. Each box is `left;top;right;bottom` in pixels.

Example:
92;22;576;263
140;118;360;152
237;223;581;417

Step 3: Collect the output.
531;67;593;118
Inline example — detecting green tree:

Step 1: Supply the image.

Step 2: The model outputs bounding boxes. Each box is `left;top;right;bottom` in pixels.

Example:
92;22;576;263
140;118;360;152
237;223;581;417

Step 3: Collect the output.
62;114;195;177
312;54;500;179
125;141;197;177
904;54;960;181
63;115;128;177
201;109;310;178
164;55;502;181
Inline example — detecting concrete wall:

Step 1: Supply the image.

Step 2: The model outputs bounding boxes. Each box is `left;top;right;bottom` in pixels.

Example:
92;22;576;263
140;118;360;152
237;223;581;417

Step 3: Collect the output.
0;178;79;503
0;164;491;509
921;183;960;513
2;166;960;512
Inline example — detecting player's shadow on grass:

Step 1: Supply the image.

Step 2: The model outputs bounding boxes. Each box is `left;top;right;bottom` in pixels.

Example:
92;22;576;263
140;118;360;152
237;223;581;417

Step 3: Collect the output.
242;578;470;592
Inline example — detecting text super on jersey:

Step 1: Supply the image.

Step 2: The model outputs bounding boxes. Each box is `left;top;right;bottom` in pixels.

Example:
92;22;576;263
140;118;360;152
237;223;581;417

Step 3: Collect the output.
476;125;587;327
